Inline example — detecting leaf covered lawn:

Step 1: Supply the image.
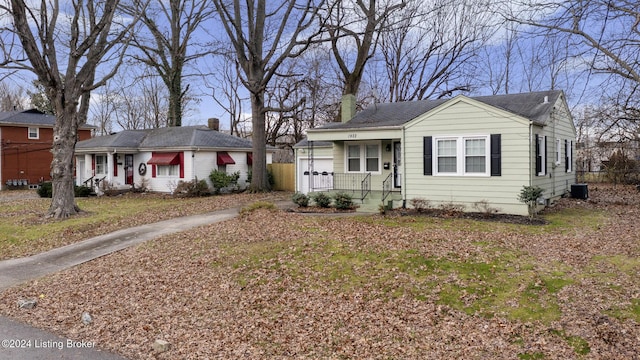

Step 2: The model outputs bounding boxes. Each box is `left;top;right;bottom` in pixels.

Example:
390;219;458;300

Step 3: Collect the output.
0;185;639;359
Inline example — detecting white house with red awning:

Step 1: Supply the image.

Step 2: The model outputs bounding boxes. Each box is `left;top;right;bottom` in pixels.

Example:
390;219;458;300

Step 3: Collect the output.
74;125;272;193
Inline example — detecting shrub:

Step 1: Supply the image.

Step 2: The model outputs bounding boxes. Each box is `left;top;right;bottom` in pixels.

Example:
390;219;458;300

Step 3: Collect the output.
410;197;432;213
472;199;500;217
311;192;332;208
209;170;240;194
333;192;354;210
518;186;544;220
292;192;310;207
74;185;93;197
174;179;211;197
37;182;93;198
439;202;465;217
37;182;52;198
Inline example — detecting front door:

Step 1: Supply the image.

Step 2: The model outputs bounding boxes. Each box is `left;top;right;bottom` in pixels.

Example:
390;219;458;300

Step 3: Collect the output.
124;154;134;185
393;142;402;188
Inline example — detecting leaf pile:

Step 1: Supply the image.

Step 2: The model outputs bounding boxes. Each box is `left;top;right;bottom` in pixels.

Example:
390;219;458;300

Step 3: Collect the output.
0;185;638;359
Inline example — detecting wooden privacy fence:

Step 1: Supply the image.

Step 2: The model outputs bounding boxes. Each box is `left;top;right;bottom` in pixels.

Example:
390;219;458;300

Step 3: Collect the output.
268;163;295;191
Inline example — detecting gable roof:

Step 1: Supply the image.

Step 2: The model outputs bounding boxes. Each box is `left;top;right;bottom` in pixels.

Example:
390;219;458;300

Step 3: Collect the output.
313;90;563;131
0;109;94;129
76;126;255;151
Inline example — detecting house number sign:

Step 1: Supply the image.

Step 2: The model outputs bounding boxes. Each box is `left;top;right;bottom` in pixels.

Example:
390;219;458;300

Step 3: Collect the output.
348;133;357;139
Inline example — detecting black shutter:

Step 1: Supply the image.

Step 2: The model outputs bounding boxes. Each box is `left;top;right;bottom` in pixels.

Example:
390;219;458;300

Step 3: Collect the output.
565;139;569;172
535;134;541;175
423;136;432;176
490;134;501;176
544;136;547;174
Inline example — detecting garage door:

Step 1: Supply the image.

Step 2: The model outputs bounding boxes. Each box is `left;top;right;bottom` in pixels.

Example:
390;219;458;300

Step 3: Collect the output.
298;158;333;194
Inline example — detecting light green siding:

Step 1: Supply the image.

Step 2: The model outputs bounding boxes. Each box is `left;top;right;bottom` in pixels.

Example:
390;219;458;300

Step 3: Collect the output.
403;99;533;215
530;97;577;201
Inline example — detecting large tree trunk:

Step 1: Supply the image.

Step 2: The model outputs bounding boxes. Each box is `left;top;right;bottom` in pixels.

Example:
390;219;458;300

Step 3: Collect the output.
249;90;269;191
47;107;81;218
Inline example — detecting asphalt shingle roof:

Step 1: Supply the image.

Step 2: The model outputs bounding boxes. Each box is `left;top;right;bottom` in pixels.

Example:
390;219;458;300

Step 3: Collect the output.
314;90;563;130
0;109;95;129
76;126;254;150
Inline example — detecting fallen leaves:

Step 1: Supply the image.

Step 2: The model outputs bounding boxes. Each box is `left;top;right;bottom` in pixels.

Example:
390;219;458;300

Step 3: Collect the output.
0;184;639;359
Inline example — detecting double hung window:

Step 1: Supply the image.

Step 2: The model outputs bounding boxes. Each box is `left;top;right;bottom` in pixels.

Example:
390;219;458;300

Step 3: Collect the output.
434;136;489;176
346;143;380;173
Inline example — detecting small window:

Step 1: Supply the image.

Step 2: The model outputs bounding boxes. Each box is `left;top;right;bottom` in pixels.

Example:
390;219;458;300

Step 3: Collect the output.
157;165;179;177
345;142;381;173
465;138;486;173
95;155;107;175
436;139;457;173
555;138;561;165
347;145;361;172
365;144;379;172
28;127;39;139
537;135;546;176
566;140;573;173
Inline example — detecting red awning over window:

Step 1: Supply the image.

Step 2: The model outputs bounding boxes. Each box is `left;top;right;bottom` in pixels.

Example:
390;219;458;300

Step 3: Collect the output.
147;152;180;165
247;152;253;165
217;152;236;165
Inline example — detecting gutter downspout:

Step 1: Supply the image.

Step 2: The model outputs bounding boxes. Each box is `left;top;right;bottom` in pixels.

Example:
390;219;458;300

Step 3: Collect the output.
401;126;407;207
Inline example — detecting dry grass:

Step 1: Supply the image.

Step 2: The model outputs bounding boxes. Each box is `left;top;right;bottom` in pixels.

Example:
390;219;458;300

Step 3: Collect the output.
0;191;291;260
0;185;639;359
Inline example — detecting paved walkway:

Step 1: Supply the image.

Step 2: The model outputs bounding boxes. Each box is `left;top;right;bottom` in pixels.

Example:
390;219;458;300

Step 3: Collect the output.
0;205;249;360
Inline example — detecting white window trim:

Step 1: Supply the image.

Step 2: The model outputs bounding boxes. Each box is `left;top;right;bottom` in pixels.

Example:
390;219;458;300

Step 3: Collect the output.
28;127;39;139
156;165;179;177
433;135;490;177
344;141;382;174
555;138;561;165
538;135;546;176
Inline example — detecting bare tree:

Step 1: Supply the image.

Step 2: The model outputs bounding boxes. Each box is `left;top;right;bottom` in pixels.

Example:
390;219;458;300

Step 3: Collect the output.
208;54;249;137
0;0;145;218
211;0;322;191
131;0;213;127
0;81;26;111
504;0;640;86
322;0;406;98
376;0;493;101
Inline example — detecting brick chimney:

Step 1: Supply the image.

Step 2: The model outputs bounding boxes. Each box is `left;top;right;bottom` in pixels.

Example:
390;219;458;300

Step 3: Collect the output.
341;94;356;123
208;118;220;131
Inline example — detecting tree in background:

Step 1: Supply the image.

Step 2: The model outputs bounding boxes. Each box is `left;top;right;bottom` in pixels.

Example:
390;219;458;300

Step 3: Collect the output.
0;0;145;218
211;0;322;191
131;0;213;127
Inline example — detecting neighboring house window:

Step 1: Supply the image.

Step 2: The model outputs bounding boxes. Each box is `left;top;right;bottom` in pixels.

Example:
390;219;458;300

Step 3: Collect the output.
156;165;179;177
536;134;546;176
95;155;107;175
28;127;39;139
565;139;573;172
555;138;561;165
345;142;380;173
433;136;490;176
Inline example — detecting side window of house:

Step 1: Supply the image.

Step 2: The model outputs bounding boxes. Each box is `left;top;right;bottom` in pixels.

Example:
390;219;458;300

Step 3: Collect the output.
28;127;39;139
95;155;107;174
535;134;546;176
425;135;500;177
565;139;573;172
